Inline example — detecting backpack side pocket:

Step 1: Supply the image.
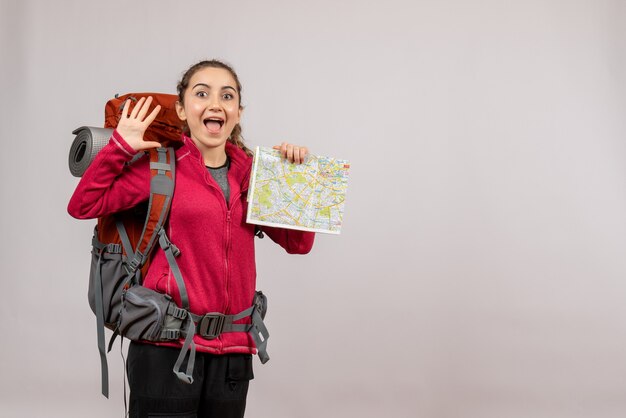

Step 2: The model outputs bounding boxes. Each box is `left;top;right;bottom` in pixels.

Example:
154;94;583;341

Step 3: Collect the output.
119;285;184;342
88;236;128;330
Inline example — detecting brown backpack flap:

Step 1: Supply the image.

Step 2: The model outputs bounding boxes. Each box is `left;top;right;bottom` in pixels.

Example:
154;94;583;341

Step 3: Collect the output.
105;93;184;147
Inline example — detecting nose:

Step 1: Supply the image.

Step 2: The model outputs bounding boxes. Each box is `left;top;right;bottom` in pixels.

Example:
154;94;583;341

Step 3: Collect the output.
208;93;222;111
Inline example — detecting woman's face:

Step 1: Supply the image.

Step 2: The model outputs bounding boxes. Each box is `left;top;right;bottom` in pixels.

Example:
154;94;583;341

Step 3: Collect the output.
176;67;242;153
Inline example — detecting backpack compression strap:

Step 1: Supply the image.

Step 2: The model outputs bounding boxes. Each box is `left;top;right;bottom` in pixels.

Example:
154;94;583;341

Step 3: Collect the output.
92;235;119;398
125;147;176;279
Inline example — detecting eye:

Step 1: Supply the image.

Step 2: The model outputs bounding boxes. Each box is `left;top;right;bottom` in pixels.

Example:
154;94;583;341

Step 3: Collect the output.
223;93;234;100
195;91;208;98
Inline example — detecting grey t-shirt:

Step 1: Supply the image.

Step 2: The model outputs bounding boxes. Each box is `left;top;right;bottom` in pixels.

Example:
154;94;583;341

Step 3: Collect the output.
206;157;230;204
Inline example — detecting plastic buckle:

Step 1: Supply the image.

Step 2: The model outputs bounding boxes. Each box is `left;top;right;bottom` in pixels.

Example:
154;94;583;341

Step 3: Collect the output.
198;313;225;339
123;261;136;275
170;243;181;257
161;329;180;340
158;228;181;257
168;305;187;320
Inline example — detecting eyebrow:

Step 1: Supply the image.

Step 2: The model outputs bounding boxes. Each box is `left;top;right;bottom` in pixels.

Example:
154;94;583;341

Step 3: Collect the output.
192;83;237;92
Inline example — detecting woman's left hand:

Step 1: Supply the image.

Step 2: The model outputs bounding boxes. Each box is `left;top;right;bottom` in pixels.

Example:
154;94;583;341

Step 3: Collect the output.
272;142;309;164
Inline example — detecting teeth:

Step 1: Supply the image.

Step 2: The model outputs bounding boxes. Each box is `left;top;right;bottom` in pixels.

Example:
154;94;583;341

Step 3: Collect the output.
204;118;224;127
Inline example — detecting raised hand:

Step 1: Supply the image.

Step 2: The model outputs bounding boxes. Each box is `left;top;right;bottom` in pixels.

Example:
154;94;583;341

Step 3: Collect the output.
116;96;162;151
272;142;309;164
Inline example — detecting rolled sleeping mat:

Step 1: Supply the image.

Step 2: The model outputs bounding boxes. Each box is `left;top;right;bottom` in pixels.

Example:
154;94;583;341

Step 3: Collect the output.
69;126;114;177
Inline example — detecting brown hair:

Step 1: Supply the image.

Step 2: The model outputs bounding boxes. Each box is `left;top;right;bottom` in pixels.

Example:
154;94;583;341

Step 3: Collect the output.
177;59;252;156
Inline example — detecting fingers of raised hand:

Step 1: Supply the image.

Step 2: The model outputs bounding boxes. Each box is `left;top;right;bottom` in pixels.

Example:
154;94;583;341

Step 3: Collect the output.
144;104;162;126
116;96;162;151
120;98;136;120
122;96;157;124
127;97;145;119
135;96;152;120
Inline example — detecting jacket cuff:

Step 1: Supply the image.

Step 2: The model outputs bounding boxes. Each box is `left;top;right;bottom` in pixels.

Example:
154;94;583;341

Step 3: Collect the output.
111;129;138;158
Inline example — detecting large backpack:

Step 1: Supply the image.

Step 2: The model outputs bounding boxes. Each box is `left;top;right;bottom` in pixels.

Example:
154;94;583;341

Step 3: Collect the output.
104;93;184;147
69;93;183;177
71;93;270;398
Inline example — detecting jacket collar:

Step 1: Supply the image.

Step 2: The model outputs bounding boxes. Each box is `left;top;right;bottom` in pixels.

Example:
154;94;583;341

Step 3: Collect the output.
181;134;252;187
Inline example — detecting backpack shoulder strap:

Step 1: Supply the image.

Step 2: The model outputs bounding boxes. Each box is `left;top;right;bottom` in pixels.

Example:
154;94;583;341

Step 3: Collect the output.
125;146;176;279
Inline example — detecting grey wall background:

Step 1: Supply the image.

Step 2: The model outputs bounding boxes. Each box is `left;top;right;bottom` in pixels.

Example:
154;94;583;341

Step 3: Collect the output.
1;0;626;417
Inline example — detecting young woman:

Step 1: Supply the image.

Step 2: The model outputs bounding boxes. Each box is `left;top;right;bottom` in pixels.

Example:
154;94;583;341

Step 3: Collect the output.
68;60;314;417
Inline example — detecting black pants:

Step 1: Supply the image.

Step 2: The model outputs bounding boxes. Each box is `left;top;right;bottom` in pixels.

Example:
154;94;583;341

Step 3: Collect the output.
127;342;254;418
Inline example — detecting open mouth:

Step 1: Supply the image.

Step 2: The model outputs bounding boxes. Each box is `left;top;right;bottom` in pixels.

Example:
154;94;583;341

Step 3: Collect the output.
204;117;224;133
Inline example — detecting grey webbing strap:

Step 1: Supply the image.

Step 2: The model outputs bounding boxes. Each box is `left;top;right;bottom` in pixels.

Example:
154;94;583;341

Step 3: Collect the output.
126;252;145;278
128;147;175;275
127;150;146;166
115;218;134;258
115;218;138;286
150;162;171;172
172;316;196;384
230;306;255;321
156;225;196;382
92;236;122;254
120;338;129;417
92;230;124;397
158;228;190;310
92;236;105;251
224;307;257;333
189;306;255;334
188;302;270;362
249;308;270;364
188;306;253;324
94;246;109;398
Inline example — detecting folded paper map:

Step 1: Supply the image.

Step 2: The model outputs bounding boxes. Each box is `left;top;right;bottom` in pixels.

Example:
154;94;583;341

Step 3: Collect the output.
246;146;350;234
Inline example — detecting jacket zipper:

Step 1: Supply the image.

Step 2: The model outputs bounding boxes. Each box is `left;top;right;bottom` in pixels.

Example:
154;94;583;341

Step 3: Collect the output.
223;189;244;314
224;210;231;312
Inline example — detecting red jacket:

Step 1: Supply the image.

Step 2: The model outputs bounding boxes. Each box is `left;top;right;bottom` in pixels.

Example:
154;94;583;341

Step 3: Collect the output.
68;131;314;355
